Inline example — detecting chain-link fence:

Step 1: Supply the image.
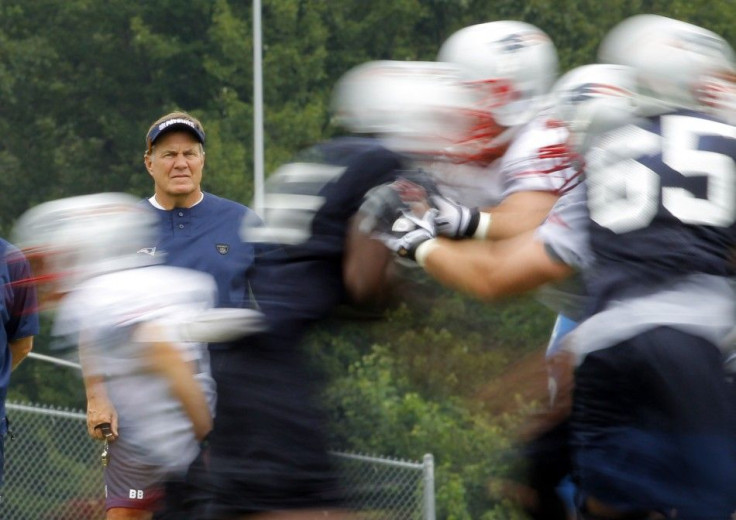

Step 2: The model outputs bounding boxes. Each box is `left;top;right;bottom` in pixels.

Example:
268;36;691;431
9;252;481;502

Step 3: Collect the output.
3;402;105;520
2;354;435;519
336;452;435;520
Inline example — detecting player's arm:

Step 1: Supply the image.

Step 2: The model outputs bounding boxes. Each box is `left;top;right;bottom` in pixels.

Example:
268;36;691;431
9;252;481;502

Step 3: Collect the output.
9;336;33;371
343;212;395;305
419;231;573;301
5;245;39;371
142;324;212;442
430;190;559;242
482;191;559;241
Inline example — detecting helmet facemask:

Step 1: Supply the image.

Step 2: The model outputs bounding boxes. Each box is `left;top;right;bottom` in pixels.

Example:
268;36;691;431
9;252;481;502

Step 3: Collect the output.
12;193;160;310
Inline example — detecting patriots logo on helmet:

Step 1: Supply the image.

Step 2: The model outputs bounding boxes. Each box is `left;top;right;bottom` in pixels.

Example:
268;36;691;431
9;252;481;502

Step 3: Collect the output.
568;83;631;103
498;31;551;52
498;34;526;52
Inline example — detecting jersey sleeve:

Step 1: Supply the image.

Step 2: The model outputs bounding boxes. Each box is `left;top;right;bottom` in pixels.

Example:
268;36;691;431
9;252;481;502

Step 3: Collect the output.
500;113;583;198
534;183;592;270
4;244;40;340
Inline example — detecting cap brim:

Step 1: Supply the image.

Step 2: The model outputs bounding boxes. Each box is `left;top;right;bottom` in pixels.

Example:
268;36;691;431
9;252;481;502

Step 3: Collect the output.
147;120;206;148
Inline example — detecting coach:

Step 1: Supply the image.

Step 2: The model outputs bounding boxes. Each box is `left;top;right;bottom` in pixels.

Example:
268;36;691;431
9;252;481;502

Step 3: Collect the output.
83;110;260;518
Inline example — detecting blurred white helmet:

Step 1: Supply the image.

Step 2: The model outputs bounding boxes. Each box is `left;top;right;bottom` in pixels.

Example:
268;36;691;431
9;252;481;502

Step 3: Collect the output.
598;14;736;115
438;20;558;128
551;63;638;151
12;192;159;302
331;60;505;163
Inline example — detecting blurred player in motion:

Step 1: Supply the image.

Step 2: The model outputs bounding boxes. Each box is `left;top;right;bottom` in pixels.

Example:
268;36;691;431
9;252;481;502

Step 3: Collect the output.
569;15;736;519
364;14;736;519
12;193;262;520
434;19;565;226
194;111;412;518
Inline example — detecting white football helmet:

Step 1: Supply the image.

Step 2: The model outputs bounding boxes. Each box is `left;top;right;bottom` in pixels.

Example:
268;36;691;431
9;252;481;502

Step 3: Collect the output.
437;20;559;129
598;14;736;114
550;63;638;151
331;60;503;163
12;192;159;302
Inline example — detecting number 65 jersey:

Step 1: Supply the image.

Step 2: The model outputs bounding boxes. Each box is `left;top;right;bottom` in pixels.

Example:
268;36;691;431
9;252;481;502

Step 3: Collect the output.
572;109;736;357
585;110;736;306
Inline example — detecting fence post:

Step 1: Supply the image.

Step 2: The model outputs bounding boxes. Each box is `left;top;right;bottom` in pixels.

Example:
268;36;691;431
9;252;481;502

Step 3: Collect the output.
422;453;435;520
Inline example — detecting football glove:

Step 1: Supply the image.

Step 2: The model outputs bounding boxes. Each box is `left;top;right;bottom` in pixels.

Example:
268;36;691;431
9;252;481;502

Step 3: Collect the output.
378;208;438;262
358;171;439;236
430;194;481;239
358;182;408;236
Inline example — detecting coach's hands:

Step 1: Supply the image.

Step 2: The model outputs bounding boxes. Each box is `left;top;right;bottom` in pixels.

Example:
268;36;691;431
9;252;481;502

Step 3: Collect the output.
87;392;118;441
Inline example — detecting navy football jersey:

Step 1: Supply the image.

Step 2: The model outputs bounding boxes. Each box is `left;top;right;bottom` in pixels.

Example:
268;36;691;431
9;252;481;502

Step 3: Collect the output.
245;137;407;334
584;110;736;312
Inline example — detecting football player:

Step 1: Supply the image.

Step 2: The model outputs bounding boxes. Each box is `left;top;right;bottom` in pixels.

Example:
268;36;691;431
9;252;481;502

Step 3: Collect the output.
366;15;736;519
195;129;411;517
569;15;736;519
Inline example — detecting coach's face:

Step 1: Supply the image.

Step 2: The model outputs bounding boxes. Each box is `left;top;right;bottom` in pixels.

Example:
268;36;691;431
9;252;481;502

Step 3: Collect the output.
144;131;205;209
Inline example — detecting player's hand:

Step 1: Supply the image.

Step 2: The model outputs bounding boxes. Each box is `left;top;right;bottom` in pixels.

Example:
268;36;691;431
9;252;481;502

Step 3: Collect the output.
358;172;439;236
430;194;480;238
87;397;118;441
378;209;438;262
358;182;408;236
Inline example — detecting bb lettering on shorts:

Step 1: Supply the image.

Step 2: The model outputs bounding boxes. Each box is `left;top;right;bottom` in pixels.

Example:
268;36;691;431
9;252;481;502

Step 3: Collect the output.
129;489;144;499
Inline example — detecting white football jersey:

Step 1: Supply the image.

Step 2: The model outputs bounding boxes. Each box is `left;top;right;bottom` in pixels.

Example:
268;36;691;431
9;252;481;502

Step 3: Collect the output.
54;265;218;472
499;109;583;199
535;182;591;271
417;109;582;210
533;182;591;321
